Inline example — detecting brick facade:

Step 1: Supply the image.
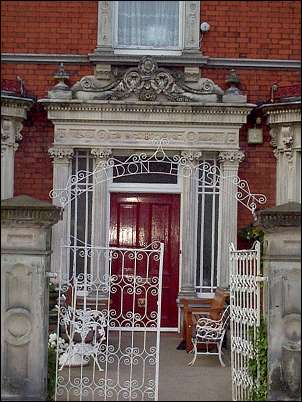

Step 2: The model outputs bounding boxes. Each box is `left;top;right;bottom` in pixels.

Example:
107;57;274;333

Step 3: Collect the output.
1;1;301;229
2;1;300;59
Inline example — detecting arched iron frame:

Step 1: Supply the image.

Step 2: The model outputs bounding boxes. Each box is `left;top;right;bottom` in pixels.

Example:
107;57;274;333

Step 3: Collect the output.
50;139;266;216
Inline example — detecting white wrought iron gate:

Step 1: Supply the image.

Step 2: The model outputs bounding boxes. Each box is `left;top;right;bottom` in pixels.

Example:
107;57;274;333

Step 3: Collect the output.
229;241;265;401
54;241;164;401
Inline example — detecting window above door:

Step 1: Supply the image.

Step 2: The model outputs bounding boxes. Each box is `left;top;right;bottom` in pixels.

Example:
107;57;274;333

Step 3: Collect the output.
114;1;183;55
95;1;202;59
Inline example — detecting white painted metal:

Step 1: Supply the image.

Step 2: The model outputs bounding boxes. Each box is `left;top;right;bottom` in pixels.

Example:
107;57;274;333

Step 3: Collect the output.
188;305;231;367
229;241;264;401
50;140;267;216
50;140;267;296
55;241;164;401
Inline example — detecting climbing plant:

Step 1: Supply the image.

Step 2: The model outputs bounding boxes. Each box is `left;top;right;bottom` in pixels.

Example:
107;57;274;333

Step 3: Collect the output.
248;318;268;401
240;224;268;400
238;225;264;255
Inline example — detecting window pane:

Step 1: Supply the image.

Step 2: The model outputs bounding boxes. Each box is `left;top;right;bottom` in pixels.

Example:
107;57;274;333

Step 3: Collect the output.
70;150;94;277
113;157;178;184
202;194;213;288
117;1;180;48
196;159;220;293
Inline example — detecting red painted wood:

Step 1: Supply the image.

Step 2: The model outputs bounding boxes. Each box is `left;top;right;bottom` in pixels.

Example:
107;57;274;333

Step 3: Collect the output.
110;193;180;328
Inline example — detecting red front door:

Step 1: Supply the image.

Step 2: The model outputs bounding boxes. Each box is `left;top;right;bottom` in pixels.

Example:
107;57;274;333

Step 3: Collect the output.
109;193;180;328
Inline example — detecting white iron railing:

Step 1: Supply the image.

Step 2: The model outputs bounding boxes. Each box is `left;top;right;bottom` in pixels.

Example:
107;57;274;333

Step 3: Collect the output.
229;241;265;401
55;241;164;401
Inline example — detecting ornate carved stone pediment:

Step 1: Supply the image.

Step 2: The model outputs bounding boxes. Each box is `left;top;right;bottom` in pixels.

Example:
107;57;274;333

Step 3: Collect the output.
71;57;224;103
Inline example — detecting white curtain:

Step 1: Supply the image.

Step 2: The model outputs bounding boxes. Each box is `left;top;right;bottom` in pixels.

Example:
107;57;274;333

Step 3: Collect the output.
117;1;180;48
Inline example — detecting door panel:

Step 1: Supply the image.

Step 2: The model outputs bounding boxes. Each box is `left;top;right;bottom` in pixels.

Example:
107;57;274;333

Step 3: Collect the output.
109;193;180;327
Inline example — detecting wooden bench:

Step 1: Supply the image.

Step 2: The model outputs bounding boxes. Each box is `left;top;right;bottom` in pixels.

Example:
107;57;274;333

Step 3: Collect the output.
179;287;228;352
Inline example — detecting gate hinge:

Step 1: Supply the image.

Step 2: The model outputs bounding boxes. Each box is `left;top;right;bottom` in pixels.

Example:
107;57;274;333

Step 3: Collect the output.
255;276;267;282
46;272;58;278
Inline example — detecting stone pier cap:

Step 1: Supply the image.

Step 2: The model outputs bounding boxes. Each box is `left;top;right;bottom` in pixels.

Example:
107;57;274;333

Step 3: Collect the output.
255;202;301;230
1;195;63;227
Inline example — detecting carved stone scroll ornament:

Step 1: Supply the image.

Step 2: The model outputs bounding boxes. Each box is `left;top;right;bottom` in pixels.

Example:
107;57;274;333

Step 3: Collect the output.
282;135;294;162
71;57;224;103
91;148;112;171
181;150;203;162
217;150;245;164
48;146;74;161
1;118;23;151
90;147;112;160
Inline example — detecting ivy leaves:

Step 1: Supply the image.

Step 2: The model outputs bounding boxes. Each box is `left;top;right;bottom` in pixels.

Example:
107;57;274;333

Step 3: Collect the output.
248;319;268;401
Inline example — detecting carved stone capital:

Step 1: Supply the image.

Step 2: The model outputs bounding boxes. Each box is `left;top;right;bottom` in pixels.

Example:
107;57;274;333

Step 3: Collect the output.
1;118;23;144
269;127;278;148
48;146;74;161
273;149;280;160
14;121;23;142
217;150;245;164
282;135;294;162
90;147;112;160
181;150;202;162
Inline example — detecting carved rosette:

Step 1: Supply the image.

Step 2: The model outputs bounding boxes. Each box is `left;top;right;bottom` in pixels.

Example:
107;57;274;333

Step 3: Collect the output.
217;150;245;165
48;146;74;162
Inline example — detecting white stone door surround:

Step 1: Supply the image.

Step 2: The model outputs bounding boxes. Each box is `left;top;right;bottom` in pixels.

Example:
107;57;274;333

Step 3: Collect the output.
41;100;254;299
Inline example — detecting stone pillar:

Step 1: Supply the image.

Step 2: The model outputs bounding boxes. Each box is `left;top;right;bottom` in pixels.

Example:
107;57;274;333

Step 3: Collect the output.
217;150;245;287
48;146;74;278
1;195;62;401
256;203;301;401
178;151;201;298
90;147;112;280
1;95;33;200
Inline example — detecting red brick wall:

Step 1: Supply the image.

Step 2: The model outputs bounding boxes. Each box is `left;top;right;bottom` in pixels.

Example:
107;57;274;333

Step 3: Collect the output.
1;63;93;200
14;106;54;201
2;1;300;59
201;1;301;59
1;1;98;54
1;0;300;225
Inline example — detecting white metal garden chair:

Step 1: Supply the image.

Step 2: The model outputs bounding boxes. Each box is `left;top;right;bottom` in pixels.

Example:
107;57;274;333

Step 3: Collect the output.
188;305;230;367
59;304;107;371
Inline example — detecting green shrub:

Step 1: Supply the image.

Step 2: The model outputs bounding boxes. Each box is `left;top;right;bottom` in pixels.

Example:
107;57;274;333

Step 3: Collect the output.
248;319;268;401
47;346;56;401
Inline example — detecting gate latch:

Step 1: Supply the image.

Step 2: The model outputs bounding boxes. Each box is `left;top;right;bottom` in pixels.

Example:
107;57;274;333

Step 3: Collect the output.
137;298;146;308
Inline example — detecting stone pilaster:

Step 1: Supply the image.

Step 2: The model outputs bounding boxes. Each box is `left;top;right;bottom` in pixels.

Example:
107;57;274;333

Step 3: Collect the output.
178;150;202;298
1;94;33;200
1;195;62;401
90;148;112;281
96;1;114;53
271;124;301;204
1;118;23;200
217;150;245;287
48;146;74;277
262;103;301;205
183;1;201;53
